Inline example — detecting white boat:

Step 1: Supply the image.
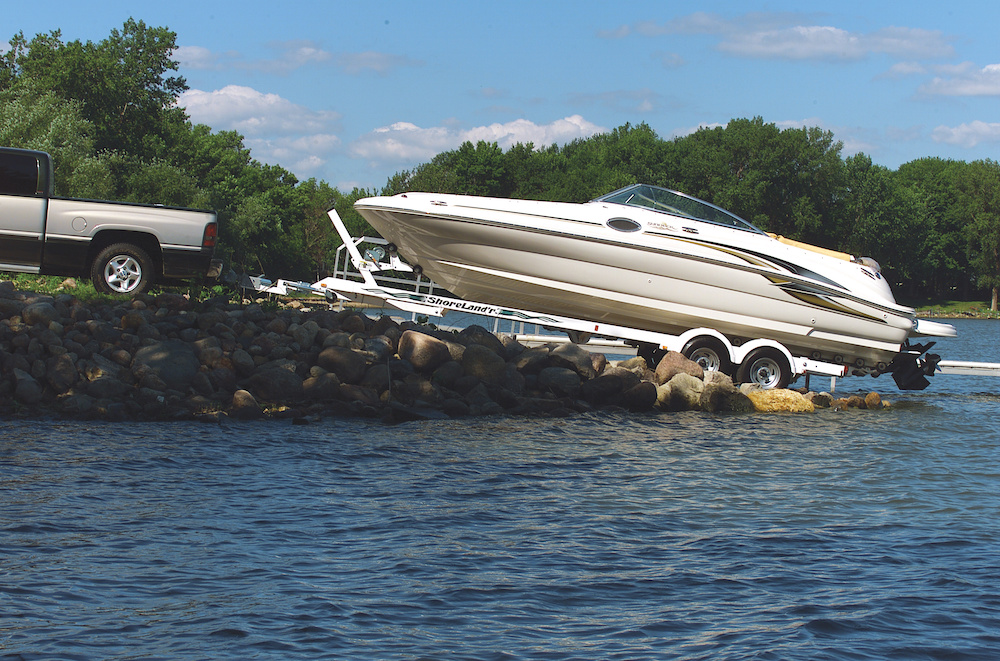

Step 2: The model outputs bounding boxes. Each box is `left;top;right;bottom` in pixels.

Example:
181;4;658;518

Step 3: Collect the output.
355;184;955;387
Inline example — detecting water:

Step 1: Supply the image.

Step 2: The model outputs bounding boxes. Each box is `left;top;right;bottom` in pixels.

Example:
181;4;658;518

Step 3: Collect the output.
2;320;998;660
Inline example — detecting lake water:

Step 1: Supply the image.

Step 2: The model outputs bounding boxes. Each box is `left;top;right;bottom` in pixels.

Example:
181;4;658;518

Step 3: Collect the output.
2;319;998;660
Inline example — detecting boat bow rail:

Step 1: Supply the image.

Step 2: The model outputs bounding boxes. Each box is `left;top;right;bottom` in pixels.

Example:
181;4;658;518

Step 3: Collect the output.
240;207;999;391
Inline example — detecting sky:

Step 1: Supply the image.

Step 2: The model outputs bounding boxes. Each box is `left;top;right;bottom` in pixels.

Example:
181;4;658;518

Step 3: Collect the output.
5;1;1000;192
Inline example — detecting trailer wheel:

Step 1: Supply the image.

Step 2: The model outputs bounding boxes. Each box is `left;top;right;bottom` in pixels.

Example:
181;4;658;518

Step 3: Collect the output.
737;348;791;389
682;337;733;375
91;243;153;295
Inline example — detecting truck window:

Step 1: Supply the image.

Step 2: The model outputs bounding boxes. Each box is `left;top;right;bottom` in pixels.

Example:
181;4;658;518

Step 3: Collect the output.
0;152;41;196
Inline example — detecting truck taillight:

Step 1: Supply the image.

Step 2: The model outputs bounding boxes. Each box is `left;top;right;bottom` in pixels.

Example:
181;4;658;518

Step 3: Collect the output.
202;223;218;248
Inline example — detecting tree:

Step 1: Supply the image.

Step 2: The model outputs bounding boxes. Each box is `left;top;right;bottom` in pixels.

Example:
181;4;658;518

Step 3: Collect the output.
962;160;1000;310
841;154;927;288
9;19;188;154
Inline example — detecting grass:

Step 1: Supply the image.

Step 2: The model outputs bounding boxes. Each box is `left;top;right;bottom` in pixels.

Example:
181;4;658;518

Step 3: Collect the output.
1;272;232;306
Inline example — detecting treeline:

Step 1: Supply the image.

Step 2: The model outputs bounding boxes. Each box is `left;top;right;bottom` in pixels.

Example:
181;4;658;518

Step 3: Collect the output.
2;20;998;308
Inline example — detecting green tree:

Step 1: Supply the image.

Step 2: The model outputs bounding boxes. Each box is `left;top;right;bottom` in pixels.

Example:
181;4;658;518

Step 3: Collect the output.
841;154;927;288
8;19;188;154
962;160;1000;309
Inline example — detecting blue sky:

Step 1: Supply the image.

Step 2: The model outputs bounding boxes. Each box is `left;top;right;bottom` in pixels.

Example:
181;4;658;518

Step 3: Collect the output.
6;1;1000;192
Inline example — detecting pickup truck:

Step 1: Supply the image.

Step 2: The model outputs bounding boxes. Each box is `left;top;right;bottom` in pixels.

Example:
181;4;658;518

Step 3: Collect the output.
0;147;222;295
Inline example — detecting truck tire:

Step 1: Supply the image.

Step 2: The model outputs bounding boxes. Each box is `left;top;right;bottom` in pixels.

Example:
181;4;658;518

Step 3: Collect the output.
682;337;733;375
91;243;153;295
737;348;791;389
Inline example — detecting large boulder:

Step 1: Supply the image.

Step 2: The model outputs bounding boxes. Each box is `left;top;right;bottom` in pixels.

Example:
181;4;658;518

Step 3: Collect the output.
397;330;452;373
654;351;704;385
462;343;507;384
537;366;581;397
746;389;815;413
317;346;368;384
549;342;598;379
132;340;201;391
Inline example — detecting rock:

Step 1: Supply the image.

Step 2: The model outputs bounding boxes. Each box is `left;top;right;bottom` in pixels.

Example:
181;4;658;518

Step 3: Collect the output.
430;360;464;389
747;389;816;413
292;320;321;349
303;372;341;400
512;345;552;374
864;392;883;410
45;354;78;393
13;369;44;404
621;381;657;411
132;340;200;391
580;372;626;405
461;343;507;384
22;302;60;326
700;374;753;413
549;342;598;379
807;392;834;408
230;389;264;419
249;367;304;402
86;376;133;399
654;351;705;385
537;366;581;397
664;372;704;411
364;335;395;362
459;324;506;355
317;346;368;384
398;330;452;373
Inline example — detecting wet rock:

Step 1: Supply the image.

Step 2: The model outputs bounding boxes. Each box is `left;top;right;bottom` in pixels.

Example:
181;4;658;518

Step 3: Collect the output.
746;389;815;413
431;360;464;389
230;389;265;419
864;391;883;410
303;372;340;400
580;372;626;405
807;392;834;408
621;381;657;411
662;372;704;411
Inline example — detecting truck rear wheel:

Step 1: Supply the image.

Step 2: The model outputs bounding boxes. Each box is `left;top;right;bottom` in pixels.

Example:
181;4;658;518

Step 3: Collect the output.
682;337;733;375
91;243;153;295
737;348;791;389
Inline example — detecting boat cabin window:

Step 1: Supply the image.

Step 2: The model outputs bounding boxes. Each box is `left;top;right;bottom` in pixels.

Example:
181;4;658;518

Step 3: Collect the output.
596;184;764;234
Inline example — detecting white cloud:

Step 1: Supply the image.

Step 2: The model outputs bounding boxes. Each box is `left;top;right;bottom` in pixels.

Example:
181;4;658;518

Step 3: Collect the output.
920;63;1000;96
350;116;606;165
601;12;954;62
178;85;341;136
931;121;1000;147
720;25;952;61
175;42;416;76
334;51;422;75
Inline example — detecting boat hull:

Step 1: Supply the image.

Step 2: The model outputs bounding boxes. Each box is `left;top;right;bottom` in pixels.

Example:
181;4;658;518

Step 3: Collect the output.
356;193;928;366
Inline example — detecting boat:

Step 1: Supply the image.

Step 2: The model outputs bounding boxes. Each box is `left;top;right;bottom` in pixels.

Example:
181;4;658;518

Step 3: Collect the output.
354;183;955;387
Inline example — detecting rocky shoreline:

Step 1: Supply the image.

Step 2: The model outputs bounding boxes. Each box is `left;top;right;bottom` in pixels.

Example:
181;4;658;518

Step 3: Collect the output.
0;282;888;423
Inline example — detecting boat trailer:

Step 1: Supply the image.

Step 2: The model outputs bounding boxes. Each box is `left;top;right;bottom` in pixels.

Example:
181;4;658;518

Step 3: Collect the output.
241;208;1000;391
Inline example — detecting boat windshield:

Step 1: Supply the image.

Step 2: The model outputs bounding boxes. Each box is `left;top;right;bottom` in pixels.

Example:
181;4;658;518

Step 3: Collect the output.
596;184;764;234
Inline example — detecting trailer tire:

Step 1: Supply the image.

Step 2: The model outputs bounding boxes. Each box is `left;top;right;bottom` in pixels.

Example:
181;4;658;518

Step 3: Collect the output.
737;348;791;389
682;337;733;375
91;243;153;295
